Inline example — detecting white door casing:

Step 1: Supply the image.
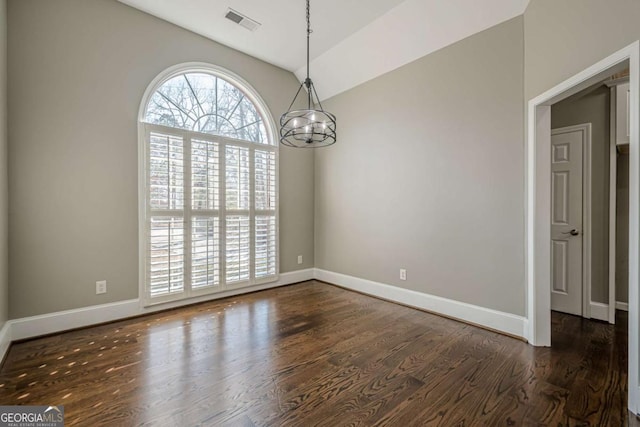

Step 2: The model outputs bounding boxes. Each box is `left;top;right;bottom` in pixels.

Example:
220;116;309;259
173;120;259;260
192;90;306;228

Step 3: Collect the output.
526;42;638;413
550;126;585;316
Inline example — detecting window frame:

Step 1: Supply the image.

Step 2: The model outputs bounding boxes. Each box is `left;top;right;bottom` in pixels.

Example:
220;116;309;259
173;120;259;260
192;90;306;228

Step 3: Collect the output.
138;63;279;307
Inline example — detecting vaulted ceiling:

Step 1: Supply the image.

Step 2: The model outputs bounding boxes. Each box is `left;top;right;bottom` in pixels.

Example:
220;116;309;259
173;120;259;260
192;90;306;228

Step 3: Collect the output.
118;0;530;101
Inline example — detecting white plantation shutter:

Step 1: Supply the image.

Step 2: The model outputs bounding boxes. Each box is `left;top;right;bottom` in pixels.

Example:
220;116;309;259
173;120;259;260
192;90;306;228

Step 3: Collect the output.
255;215;276;278
224;145;251;285
149;133;184;210
225;146;250;210
255;150;276;210
147;132;185;299
149;217;184;297
225;215;251;283
191;216;220;289
140;67;278;305
255;149;277;279
191;139;219;211
191;139;221;291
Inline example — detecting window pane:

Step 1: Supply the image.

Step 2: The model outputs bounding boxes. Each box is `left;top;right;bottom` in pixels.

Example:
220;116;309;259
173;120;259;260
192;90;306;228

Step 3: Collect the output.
143;68;278;303
144;73;268;144
192;139;219;210
226;146;250;210
226;215;250;283
149;133;184;210
149;217;184;297
229;96;264;143
255;150;276;210
192;217;220;289
146;75;200;131
255;215;276;278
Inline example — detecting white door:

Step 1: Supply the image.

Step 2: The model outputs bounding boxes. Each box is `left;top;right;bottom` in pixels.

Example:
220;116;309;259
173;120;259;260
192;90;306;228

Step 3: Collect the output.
550;127;584;316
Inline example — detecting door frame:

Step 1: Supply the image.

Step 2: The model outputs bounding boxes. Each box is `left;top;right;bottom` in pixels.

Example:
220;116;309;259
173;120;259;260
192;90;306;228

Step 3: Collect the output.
526;41;639;413
550;123;592;319
606;78;630;324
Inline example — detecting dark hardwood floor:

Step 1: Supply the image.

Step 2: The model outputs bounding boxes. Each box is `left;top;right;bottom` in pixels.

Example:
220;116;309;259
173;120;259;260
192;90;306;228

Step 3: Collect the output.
0;281;636;426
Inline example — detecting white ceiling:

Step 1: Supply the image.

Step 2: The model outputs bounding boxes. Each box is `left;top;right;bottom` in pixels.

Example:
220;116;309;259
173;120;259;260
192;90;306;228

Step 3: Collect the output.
119;0;530;101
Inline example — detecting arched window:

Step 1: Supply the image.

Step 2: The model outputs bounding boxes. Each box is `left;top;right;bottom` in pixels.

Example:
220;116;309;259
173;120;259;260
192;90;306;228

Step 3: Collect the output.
139;64;278;305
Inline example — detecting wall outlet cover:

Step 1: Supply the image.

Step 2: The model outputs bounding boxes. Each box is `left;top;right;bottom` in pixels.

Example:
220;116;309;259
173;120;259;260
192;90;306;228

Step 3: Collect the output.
96;280;107;294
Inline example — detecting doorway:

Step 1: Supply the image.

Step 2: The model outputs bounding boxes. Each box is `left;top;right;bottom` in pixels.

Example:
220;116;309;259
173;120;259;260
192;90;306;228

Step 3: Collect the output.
526;42;639;413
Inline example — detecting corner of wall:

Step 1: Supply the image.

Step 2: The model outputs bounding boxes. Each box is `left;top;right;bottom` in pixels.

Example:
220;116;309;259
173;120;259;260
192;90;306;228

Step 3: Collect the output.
0;0;8;332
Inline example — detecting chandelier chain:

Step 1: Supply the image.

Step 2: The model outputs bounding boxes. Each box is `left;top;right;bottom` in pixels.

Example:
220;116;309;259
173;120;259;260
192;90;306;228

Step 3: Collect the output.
306;0;312;107
279;0;336;148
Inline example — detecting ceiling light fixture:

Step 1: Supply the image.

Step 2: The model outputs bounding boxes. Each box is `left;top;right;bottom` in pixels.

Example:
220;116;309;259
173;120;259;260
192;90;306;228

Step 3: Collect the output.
280;0;336;148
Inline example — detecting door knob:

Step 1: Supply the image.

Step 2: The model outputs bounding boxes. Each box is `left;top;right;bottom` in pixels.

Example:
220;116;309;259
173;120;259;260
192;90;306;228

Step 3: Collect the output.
561;229;579;236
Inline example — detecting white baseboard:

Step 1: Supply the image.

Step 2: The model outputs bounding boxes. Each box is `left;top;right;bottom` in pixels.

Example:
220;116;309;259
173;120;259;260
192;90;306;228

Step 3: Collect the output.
19;268;625;362
616;301;629;312
3;269;314;360
10;298;141;342
314;268;528;340
590;302;610;321
0;267;630;366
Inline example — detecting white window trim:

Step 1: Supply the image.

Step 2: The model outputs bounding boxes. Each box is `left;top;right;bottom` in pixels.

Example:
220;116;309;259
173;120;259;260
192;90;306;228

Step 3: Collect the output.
137;63;279;307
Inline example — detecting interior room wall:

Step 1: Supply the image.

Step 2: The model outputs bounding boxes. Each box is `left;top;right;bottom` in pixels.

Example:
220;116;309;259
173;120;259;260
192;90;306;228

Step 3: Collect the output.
7;0;313;319
7;0;640;327
617;152;629;304
524;0;640;313
550;84;610;304
0;0;7;331
524;0;640;101
315;17;525;315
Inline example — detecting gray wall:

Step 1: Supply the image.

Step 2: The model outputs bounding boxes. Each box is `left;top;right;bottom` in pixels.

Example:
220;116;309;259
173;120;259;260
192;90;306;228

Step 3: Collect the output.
315;17;525;315
9;0;640;322
7;0;314;319
524;0;640;308
0;0;6;330
551;85;610;304
617;152;629;304
525;0;640;101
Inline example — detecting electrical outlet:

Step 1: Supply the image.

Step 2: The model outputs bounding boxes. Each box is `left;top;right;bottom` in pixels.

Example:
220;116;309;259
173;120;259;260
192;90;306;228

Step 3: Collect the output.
96;280;107;294
400;269;407;281
297;255;303;265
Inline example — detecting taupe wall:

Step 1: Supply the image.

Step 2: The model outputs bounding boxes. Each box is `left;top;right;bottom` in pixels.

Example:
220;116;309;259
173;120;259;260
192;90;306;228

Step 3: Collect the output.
524;0;640;101
9;0;640;322
617;153;629;304
315;17;525;315
0;0;7;330
551;85;610;304
525;0;640;308
7;0;313;319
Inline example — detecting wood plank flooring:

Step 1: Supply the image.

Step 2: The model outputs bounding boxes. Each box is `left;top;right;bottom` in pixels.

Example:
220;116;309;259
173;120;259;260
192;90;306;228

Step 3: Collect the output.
0;281;636;426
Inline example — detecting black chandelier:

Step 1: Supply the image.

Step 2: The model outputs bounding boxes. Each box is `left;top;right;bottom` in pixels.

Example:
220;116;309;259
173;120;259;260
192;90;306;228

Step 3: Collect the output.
280;0;336;148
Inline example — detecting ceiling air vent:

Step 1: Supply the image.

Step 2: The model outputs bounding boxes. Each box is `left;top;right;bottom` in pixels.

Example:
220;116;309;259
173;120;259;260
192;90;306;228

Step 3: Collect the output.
225;8;261;32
